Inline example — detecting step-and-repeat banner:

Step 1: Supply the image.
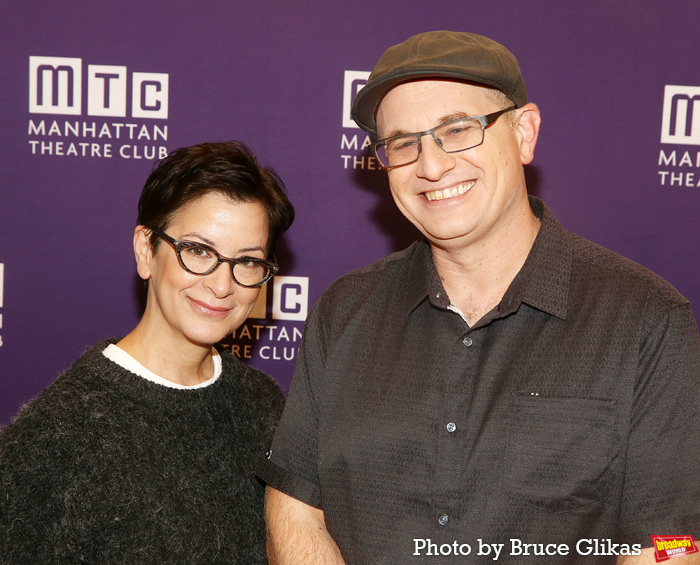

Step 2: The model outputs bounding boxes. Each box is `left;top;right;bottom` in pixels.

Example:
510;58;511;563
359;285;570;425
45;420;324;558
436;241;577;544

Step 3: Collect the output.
2;1;699;425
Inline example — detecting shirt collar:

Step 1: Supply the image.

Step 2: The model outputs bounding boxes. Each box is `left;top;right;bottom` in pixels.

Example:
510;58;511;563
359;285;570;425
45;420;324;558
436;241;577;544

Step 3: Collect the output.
501;196;571;320
400;239;442;315
401;196;571;320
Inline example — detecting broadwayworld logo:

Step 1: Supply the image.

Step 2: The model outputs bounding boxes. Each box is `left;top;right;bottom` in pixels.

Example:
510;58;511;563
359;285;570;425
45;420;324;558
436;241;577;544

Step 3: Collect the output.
27;56;170;160
650;535;698;562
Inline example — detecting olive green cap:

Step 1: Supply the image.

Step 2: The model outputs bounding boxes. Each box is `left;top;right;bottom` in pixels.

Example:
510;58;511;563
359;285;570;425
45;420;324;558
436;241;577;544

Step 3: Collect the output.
351;30;528;133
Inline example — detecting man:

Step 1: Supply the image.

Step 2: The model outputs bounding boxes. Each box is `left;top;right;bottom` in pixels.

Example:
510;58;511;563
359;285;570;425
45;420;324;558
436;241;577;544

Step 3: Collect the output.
258;31;700;564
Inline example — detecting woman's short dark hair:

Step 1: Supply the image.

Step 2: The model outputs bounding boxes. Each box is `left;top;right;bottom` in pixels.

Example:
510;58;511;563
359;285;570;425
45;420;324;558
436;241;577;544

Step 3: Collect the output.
137;141;294;257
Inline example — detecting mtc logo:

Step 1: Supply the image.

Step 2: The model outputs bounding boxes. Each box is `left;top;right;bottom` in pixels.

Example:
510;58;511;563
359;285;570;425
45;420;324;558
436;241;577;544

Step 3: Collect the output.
29;56;169;119
342;70;370;129
661;85;700;145
249;276;309;321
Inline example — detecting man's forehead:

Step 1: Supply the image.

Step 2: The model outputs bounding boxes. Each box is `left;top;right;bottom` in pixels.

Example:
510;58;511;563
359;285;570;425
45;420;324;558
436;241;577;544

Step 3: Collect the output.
382;78;496;99
376;79;496;134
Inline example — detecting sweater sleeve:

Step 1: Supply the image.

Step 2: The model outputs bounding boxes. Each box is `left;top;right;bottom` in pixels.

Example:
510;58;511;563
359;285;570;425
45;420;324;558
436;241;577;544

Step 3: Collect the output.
0;401;74;562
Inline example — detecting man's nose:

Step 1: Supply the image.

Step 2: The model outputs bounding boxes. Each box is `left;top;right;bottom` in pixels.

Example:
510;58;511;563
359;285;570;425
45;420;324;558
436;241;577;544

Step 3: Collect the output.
415;134;456;180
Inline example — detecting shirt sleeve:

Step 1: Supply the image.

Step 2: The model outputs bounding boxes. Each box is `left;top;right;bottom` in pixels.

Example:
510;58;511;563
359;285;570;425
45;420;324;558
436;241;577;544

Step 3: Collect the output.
619;301;700;543
257;300;326;509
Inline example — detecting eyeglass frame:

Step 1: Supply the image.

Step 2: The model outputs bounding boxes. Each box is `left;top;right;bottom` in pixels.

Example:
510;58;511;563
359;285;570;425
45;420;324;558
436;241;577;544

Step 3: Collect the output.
370;107;516;169
148;227;279;288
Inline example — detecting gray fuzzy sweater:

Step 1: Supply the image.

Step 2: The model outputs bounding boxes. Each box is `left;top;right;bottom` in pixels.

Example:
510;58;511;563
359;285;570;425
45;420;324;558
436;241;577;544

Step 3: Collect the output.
0;339;284;563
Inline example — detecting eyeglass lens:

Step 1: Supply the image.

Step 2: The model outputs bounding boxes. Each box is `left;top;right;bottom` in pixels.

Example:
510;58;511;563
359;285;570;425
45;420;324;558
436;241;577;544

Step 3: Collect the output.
375;117;485;168
178;243;270;286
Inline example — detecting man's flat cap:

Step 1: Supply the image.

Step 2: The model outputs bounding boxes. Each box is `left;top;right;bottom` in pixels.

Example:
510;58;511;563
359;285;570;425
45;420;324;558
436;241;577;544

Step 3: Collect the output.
351;30;528;133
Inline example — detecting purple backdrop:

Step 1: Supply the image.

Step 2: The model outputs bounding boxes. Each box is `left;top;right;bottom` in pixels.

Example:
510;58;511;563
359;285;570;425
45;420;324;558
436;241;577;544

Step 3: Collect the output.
2;1;699;425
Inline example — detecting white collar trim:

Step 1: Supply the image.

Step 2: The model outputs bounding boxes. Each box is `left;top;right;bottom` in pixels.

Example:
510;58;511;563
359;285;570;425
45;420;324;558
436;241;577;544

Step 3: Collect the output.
102;343;222;389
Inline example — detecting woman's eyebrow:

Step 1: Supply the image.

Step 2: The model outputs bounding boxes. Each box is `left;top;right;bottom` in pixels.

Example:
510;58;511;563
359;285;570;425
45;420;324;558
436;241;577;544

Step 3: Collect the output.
181;234;267;256
238;245;267;255
179;232;217;247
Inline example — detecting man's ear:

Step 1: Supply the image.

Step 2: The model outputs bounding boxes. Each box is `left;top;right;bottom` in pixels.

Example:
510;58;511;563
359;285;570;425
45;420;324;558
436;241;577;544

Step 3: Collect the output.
133;225;153;281
515;103;541;165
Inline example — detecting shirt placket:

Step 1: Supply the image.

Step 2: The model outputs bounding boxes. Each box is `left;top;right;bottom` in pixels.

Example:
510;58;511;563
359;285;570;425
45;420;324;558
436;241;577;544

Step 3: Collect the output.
431;313;479;542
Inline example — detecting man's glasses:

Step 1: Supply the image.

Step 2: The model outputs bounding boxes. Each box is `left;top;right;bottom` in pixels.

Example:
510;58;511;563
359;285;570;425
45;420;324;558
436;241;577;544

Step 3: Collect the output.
149;227;278;288
371;107;515;169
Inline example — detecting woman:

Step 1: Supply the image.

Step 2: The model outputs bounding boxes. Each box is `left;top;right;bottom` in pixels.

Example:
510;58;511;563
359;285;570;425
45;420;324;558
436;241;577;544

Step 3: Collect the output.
0;141;294;563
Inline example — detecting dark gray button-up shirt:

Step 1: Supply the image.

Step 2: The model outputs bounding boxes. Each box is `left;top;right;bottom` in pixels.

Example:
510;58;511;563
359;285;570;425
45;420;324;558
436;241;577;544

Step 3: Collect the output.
259;197;700;564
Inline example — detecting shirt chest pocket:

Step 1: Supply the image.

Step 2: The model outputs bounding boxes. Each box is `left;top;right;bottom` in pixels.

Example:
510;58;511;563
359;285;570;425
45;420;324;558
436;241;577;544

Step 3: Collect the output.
503;395;616;513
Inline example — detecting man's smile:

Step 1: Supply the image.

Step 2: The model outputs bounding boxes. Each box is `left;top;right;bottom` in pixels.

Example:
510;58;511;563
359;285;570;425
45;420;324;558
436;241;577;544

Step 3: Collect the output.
424;181;475;201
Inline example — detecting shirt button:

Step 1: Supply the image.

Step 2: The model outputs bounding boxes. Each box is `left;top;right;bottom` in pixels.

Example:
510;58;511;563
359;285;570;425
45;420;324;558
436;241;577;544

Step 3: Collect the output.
446;422;457;433
265;450;272;459
462;337;473;347
438;514;449;526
